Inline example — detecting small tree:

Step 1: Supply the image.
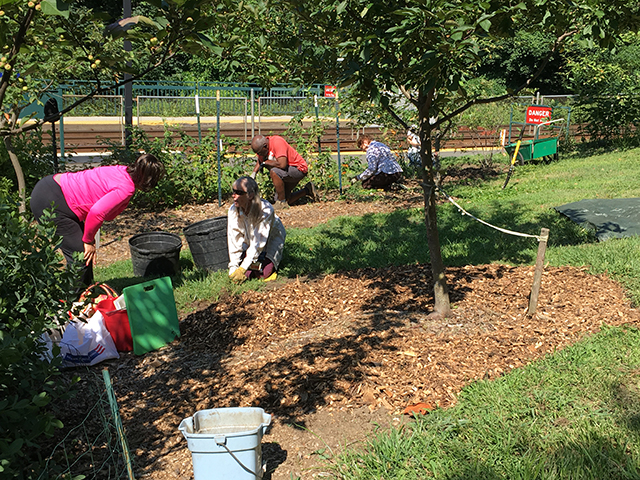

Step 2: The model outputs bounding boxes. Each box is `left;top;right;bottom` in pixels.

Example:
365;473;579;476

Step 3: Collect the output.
278;0;640;316
0;0;219;210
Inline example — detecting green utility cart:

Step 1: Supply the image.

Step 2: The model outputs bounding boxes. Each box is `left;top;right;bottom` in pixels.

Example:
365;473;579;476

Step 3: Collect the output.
504;132;560;165
503;103;571;165
502;103;571;188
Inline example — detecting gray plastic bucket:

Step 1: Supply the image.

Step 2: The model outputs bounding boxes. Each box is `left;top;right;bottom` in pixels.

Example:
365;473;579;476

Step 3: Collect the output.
183;216;229;272
179;407;271;480
128;231;182;277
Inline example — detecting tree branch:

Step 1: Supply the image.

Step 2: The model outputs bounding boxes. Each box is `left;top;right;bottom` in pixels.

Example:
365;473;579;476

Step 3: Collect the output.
382;102;409;130
1;51;179;137
0;8;36;115
399;85;418;109
436;29;577;128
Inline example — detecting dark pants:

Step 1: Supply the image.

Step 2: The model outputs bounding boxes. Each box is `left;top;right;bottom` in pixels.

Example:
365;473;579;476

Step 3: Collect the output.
30;175;93;286
362;172;402;190
240;251;275;280
270;166;306;199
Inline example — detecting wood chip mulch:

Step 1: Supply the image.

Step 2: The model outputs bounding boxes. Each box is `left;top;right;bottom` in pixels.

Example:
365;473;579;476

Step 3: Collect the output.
103;262;640;479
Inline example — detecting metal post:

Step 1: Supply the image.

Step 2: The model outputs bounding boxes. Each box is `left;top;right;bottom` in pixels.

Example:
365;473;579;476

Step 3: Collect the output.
508;106;514;143
59;88;65;159
102;369;135;480
314;94;321;153
244;98;248;141
123;0;133;149
336;91;342;194
120;96;124;146
216;90;222;207
196;94;202;143
250;88;255;139
44;98;59;173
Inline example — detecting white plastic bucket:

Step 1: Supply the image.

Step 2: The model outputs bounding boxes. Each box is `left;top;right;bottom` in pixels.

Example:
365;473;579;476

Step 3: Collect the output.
179;407;272;480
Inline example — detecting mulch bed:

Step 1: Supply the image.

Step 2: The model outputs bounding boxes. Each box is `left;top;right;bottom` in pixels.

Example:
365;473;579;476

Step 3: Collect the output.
100;262;640;479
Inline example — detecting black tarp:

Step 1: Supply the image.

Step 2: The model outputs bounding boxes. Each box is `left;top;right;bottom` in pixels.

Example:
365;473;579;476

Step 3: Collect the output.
555;198;640;241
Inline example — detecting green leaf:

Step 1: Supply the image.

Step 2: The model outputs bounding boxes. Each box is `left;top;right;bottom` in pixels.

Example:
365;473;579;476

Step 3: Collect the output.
5;439;23;456
40;0;71;18
32;392;50;407
197;34;223;55
479;19;491;32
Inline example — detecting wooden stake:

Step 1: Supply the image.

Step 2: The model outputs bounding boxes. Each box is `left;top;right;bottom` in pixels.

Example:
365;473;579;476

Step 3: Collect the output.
527;228;550;316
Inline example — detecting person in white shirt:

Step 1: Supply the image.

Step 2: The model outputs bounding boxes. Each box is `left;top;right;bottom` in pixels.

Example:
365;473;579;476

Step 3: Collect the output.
406;128;421;167
227;176;286;283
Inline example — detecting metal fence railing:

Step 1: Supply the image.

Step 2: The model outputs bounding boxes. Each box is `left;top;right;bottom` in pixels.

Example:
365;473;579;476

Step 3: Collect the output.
62;93;124;118
136;95;250;140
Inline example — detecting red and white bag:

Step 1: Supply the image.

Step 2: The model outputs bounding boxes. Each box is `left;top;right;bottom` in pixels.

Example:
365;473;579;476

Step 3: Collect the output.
59;310;119;367
47;283;121;367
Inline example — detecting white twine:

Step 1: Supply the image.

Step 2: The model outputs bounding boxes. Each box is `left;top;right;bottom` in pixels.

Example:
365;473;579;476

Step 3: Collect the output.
437;187;542;241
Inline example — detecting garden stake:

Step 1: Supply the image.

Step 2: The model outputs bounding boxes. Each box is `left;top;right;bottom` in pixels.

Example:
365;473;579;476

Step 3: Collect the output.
315;94;322;153
335;91;343;194
216;90;222;206
527;227;550;316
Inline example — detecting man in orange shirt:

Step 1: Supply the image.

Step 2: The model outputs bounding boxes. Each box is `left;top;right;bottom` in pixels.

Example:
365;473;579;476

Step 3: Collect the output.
250;134;318;209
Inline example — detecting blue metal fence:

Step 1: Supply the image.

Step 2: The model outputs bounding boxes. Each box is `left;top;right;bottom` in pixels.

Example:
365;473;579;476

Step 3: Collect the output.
55;81;327;117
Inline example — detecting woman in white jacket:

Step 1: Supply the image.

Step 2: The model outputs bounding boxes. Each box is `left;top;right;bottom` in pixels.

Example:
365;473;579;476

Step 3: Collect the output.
227;176;286;283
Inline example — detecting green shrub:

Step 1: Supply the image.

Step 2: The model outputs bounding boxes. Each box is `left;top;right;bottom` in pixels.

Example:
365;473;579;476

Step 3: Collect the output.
102;125;256;207
0;197;79;477
99;118;359;207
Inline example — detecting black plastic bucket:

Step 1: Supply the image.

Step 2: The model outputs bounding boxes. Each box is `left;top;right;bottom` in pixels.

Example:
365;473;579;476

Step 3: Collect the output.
129;231;182;277
183;216;229;272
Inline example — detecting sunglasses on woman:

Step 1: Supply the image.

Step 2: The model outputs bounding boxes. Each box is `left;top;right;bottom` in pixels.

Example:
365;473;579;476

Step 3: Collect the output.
232;189;247;196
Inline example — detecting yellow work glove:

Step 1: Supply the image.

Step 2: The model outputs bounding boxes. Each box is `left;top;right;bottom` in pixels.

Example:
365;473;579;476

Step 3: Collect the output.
229;267;247;284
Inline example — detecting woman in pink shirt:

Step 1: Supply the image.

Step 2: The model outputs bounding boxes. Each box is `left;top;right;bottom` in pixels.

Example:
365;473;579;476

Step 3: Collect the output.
30;154;165;286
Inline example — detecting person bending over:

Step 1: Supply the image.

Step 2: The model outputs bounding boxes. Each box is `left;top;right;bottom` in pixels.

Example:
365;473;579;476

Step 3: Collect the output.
227;176;286;283
30;154;165;287
250;134;318;210
352;134;403;190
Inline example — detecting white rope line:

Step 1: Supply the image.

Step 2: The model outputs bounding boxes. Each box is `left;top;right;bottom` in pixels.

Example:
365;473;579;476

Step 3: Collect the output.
437;187;541;241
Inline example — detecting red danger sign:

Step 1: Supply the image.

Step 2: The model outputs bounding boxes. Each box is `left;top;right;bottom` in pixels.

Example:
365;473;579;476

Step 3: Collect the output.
324;85;336;98
526;106;552;124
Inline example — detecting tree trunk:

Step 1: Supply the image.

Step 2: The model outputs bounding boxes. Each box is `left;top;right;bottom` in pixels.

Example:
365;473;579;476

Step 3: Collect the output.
5;136;27;213
420;145;451;317
419;90;451;317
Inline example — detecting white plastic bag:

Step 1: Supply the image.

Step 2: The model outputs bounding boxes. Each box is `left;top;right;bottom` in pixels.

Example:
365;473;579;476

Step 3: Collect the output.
59;311;120;367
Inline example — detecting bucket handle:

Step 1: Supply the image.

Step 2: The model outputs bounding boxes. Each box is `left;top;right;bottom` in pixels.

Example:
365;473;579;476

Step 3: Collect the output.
215;436;263;479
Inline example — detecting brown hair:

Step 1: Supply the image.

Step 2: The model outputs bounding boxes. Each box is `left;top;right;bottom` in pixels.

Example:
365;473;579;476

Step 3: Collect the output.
127;153;165;192
357;134;373;149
